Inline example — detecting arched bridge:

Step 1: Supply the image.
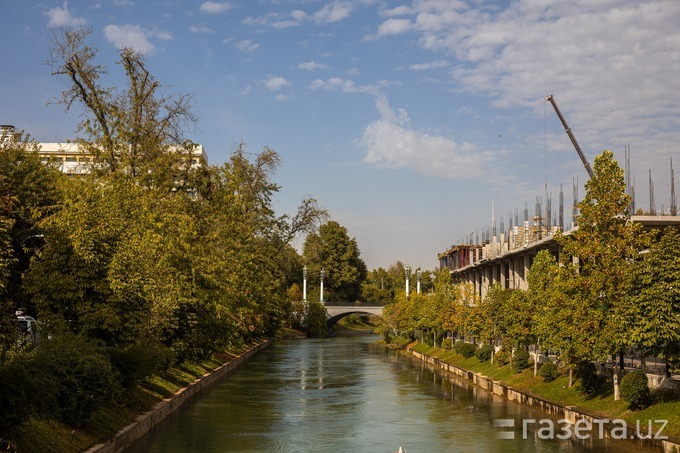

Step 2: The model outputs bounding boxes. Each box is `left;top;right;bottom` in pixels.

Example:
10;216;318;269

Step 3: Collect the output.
324;302;384;328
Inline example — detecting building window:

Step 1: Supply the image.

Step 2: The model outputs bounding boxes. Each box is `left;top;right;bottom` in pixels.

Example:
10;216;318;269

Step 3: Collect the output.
65;157;77;162
79;157;91;163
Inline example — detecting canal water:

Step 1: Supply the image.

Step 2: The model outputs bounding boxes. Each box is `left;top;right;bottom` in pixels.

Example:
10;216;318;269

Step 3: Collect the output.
127;335;656;453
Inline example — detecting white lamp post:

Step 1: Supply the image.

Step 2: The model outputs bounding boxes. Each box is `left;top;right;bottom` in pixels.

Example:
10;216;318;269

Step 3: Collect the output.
417;269;421;294
405;265;411;298
320;268;325;303
303;265;307;302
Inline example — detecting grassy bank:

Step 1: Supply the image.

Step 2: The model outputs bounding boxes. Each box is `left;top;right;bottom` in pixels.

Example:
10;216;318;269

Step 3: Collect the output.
11;340;266;453
332;314;380;336
401;340;680;440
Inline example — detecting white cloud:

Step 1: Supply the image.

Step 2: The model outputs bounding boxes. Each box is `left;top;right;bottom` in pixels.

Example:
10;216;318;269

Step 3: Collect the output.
235;39;259;52
275;94;289;101
375;18;412;37
408;59;449;71
385;0;680;186
308;77;376;94
190;25;215;34
264;76;291;91
291;10;307;21
382;5;413;17
359;93;492;178
103;24;166;53
45;1;86;28
200;1;232;14
298;61;329;71
313;1;354;24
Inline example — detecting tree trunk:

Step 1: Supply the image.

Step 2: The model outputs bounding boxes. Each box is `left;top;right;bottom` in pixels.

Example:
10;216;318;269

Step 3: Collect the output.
533;342;540;377
613;370;620;401
568;366;573;388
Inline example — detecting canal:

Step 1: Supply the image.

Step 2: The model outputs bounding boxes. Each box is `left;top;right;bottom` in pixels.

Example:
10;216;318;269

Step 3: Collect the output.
127;335;655;452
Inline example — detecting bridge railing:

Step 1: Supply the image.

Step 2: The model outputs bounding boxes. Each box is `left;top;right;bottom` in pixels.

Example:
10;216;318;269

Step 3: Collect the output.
323;301;386;307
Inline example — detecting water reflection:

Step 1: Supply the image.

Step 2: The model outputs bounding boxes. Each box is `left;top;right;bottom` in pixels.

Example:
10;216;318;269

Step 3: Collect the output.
127;336;656;453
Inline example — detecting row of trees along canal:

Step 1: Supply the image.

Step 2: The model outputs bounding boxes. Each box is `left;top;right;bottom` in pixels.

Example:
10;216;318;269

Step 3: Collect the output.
381;150;680;405
0;27;412;449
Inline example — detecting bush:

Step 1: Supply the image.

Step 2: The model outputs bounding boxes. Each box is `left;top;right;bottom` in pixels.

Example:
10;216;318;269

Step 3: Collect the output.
35;332;121;426
108;340;173;388
575;360;601;395
513;348;531;372
620;369;651;410
494;349;510;366
539;360;559;382
306;301;328;338
476;345;494;362
459;342;477;358
441;338;453;350
453;340;465;353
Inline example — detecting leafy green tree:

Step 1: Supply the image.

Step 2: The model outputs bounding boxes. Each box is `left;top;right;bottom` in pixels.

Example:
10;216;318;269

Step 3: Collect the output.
361;267;393;304
530;250;584;386
302;220;367;302
306;302;328;338
49;27;198;189
625;227;680;376
555;150;651;366
0;136;60;315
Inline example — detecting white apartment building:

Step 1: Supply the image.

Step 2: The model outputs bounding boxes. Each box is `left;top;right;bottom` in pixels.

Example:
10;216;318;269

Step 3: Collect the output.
2;125;208;175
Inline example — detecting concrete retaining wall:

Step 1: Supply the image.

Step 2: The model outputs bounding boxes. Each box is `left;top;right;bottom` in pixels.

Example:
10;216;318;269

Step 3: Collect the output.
86;341;270;453
408;348;680;453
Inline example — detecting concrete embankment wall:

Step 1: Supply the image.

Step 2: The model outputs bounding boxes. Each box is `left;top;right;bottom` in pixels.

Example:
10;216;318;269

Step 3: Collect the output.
86;341;270;453
407;348;680;453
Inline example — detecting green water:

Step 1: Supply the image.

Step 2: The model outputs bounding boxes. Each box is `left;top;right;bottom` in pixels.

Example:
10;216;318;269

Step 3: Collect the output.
126;336;656;452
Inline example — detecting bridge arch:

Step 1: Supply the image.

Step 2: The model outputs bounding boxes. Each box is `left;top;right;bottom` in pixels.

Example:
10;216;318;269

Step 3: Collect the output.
323;304;384;329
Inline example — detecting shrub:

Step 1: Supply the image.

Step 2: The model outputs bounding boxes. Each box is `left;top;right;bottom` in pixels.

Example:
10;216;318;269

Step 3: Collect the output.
513;348;531;372
539;360;559;382
620;369;651;410
441;338;453;350
306;301;328;338
459;342;477;358
453;340;465;353
476;345;494;362
34;332;121;426
494;349;510;366
108;340;173;388
575;360;601;395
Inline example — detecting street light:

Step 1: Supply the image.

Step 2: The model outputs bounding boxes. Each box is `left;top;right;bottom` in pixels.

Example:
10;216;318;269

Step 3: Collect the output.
303;265;308;302
417;269;422;294
405;265;411;298
320;268;325;303
21;234;45;248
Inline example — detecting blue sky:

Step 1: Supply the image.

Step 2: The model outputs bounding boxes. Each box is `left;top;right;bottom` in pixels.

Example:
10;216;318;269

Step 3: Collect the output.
2;0;679;271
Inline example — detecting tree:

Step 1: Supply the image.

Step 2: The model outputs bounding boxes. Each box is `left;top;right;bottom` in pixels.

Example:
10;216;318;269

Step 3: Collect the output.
0;136;60;315
361;267;393;304
48;26;198;190
302;221;366;302
625;227;680;376
555;150;651;363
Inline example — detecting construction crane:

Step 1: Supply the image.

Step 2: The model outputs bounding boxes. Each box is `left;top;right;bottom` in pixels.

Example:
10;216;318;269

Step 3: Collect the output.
545;95;595;179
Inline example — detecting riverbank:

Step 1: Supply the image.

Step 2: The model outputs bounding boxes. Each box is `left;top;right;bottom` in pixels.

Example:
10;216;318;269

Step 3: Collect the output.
10;339;269;453
400;339;680;453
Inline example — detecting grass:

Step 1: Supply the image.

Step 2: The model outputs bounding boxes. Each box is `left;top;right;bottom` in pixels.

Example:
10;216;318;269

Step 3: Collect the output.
409;341;680;440
10;339;267;453
334;314;381;332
